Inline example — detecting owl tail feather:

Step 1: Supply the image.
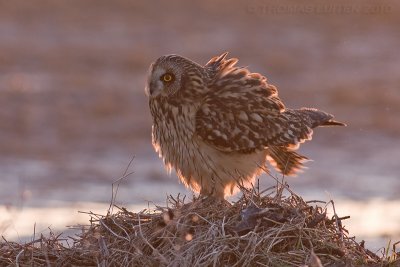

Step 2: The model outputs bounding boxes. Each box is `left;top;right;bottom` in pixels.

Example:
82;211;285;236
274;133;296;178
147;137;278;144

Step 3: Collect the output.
267;146;309;176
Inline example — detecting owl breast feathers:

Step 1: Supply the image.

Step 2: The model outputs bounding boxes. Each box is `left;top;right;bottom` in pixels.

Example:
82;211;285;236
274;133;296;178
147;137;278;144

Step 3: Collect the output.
146;53;345;199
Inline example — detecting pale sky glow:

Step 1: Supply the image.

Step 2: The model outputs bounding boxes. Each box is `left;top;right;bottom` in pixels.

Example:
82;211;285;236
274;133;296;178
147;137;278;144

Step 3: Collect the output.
1;202;145;243
332;198;400;238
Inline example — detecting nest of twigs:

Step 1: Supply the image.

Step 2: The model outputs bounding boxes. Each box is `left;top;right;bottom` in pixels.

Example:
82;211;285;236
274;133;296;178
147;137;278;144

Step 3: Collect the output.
1;182;399;266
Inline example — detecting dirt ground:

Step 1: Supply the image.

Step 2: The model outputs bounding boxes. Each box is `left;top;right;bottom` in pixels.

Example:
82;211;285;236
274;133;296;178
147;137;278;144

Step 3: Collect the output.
0;0;399;250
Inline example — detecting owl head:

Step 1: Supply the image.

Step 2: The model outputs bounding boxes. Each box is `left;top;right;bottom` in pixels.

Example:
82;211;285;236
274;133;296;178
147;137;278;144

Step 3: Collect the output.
145;55;205;98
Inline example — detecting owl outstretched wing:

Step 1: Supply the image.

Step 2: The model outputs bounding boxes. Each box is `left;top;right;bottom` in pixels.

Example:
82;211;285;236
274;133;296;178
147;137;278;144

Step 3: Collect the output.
195;53;315;153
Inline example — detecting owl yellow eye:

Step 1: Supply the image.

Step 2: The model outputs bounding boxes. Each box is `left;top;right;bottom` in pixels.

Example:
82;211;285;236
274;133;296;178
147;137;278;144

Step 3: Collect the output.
161;73;174;83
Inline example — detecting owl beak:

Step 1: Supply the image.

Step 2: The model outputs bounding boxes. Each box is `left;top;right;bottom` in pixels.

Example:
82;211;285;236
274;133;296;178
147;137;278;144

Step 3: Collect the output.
149;81;156;95
145;63;156;97
147;81;156;96
146;80;161;97
145;85;151;96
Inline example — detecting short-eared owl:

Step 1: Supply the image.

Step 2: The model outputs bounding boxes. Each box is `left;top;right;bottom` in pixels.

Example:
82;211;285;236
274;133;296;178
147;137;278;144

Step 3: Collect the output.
146;53;345;199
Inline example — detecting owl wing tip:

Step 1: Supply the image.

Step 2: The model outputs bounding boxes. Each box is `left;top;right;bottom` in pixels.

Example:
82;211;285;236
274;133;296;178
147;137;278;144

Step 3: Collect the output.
324;120;347;127
206;52;232;67
218;51;229;59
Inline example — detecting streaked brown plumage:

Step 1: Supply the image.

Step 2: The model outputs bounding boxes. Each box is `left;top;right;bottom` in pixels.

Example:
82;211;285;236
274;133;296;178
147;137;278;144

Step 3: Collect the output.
146;53;345;199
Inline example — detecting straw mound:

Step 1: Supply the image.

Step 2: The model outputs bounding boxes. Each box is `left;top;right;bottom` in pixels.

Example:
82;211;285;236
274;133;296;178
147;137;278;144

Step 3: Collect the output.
1;184;398;267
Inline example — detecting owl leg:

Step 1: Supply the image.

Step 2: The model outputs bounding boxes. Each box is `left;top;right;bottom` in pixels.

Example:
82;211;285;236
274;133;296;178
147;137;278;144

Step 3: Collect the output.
199;174;225;199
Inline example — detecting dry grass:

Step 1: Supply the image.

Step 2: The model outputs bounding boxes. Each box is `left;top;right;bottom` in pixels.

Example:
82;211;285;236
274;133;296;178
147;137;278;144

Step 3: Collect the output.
1;181;399;267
